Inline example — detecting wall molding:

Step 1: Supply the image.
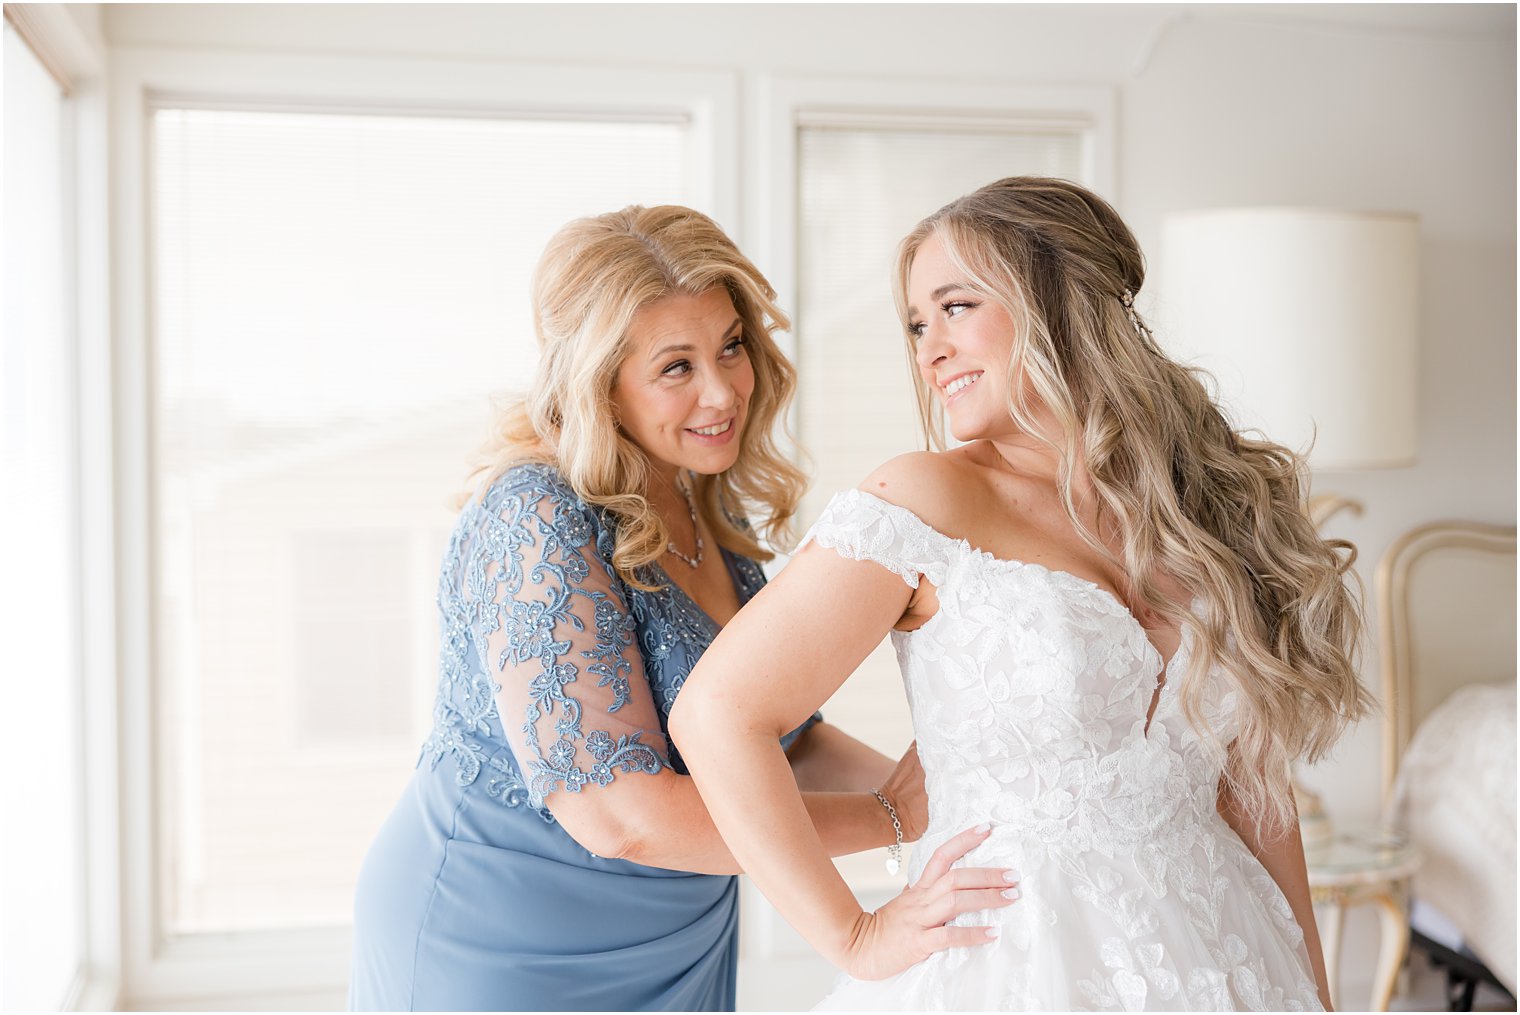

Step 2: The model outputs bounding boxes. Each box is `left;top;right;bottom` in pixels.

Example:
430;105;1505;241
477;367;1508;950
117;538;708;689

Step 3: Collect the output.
3;3;104;94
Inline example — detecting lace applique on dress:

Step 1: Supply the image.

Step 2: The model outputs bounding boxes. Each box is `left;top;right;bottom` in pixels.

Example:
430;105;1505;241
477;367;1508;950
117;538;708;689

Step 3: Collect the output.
420;464;801;817
799;488;957;589
421;464;668;813
808;489;1322;1013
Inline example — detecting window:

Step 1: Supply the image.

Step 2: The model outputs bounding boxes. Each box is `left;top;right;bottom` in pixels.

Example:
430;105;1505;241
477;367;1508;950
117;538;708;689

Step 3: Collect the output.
793;116;1092;760
119;51;1101;1007
797;121;1087;509
149;106;692;934
1;16;86;1012
737;85;1110;1005
291;530;419;747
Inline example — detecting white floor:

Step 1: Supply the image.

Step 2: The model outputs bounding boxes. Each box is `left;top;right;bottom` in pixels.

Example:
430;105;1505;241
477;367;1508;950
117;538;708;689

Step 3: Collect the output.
136;953;1514;1011
129;922;1517;1010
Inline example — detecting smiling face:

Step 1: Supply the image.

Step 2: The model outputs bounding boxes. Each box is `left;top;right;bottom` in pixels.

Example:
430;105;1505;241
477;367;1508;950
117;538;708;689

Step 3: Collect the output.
906;232;1022;444
611;287;754;482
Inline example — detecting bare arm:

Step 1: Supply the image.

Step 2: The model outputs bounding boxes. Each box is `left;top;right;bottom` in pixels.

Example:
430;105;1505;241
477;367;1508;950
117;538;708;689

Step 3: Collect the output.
549;767;899;875
670;532;1013;976
552;718;924;874
786;720;896;792
785;721;930;842
478;477;910;877
1217;778;1334;1011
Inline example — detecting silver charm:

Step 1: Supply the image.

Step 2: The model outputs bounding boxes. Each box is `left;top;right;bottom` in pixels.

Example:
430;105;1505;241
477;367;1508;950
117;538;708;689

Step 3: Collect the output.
872;788;905;878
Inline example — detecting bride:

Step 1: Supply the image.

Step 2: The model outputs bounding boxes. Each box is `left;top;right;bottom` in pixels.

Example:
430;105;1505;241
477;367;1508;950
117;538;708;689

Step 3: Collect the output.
670;177;1368;1011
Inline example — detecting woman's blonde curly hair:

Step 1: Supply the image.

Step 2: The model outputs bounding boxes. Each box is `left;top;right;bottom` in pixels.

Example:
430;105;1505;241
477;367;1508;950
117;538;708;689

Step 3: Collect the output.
462;204;806;591
895;177;1373;838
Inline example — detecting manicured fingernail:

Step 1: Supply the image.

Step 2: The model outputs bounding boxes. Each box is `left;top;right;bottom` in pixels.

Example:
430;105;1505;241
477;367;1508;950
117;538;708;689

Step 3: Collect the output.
1002;887;1021;901
985;926;1000;940
1003;870;1021;883
973;822;992;834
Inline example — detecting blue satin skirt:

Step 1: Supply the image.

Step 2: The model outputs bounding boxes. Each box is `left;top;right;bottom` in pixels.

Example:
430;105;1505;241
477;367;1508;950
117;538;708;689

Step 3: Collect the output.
349;752;738;1011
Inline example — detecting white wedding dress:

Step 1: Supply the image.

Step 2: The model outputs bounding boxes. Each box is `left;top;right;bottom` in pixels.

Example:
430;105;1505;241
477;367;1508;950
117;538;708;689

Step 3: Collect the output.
804;490;1324;1012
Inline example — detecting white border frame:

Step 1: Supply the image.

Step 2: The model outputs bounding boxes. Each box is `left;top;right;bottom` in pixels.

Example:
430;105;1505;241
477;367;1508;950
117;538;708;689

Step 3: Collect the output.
73;48;120;1013
746;74;1117;367
110;45;738;1008
3;7;119;1011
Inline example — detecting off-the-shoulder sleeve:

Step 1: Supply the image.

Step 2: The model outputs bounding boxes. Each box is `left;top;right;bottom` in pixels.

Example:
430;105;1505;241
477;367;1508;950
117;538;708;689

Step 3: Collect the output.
795;488;955;589
464;470;667;809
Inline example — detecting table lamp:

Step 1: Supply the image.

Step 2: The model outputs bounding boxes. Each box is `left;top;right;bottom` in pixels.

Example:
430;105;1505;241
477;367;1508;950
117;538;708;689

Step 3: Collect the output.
1160;207;1419;520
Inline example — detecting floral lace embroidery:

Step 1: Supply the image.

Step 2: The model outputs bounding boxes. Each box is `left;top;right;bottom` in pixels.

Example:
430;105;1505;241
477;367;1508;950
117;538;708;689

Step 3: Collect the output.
420;463;775;816
807;489;1322;1012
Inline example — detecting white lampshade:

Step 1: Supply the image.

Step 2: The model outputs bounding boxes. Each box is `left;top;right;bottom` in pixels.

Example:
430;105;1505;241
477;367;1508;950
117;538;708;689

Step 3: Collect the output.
1160;208;1419;470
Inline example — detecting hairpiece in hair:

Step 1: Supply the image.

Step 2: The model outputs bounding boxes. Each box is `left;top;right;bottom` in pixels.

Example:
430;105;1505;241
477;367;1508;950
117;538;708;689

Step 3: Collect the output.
1120;289;1151;339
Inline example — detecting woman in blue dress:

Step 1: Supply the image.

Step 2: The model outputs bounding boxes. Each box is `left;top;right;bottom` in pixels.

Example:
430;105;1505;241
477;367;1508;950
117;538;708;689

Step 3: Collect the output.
349;205;927;1011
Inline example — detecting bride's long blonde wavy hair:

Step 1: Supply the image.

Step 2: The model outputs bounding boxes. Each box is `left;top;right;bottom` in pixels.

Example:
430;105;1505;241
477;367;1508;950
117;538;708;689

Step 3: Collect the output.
895;177;1372;836
461;205;806;590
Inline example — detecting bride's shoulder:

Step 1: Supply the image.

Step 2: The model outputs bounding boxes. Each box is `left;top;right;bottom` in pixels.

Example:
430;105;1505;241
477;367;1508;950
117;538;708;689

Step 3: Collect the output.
855;447;991;536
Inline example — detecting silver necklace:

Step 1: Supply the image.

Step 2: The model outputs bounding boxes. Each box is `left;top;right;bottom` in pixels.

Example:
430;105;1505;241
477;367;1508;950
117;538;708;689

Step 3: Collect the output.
666;475;704;569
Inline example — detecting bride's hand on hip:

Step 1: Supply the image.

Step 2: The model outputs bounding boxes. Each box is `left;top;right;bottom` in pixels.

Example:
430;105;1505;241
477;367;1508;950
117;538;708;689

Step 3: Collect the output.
878;740;927;842
841;824;1018;981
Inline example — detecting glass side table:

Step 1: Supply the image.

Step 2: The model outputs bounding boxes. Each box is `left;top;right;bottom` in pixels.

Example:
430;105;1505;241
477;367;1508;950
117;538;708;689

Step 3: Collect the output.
1305;825;1421;1012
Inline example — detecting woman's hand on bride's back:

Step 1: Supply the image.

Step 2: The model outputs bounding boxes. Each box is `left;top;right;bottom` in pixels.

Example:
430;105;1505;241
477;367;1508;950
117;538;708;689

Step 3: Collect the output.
879;741;928;842
841;824;1017;981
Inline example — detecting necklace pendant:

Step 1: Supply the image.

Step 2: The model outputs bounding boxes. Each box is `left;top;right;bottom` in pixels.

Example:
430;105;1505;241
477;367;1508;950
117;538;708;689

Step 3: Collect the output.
666;473;705;570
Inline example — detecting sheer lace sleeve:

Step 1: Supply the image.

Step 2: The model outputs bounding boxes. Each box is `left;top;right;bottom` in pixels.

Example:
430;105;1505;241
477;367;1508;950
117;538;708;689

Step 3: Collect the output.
796;488;955;589
465;468;667;809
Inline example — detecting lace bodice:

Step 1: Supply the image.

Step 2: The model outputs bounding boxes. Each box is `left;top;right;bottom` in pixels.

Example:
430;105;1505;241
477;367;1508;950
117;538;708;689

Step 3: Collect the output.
803;489;1321;1012
801;488;1241;845
419;463;807;818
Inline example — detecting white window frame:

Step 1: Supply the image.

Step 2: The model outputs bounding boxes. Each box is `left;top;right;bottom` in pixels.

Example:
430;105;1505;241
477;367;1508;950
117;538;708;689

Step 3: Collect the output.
2;5;117;1011
109;45;738;1008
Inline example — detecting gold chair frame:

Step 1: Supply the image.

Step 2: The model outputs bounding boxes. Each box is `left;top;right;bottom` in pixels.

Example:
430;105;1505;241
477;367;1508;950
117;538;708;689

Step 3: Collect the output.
1374;520;1517;808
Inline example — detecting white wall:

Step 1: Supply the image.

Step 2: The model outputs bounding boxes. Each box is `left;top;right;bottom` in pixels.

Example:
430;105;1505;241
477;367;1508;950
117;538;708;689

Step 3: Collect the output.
1122;11;1516;826
62;2;107;53
100;3;1516;1009
1121;22;1515;1001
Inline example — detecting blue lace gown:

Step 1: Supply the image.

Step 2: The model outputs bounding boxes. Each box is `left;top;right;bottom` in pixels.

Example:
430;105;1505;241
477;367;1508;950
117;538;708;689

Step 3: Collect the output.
350;463;814;1011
